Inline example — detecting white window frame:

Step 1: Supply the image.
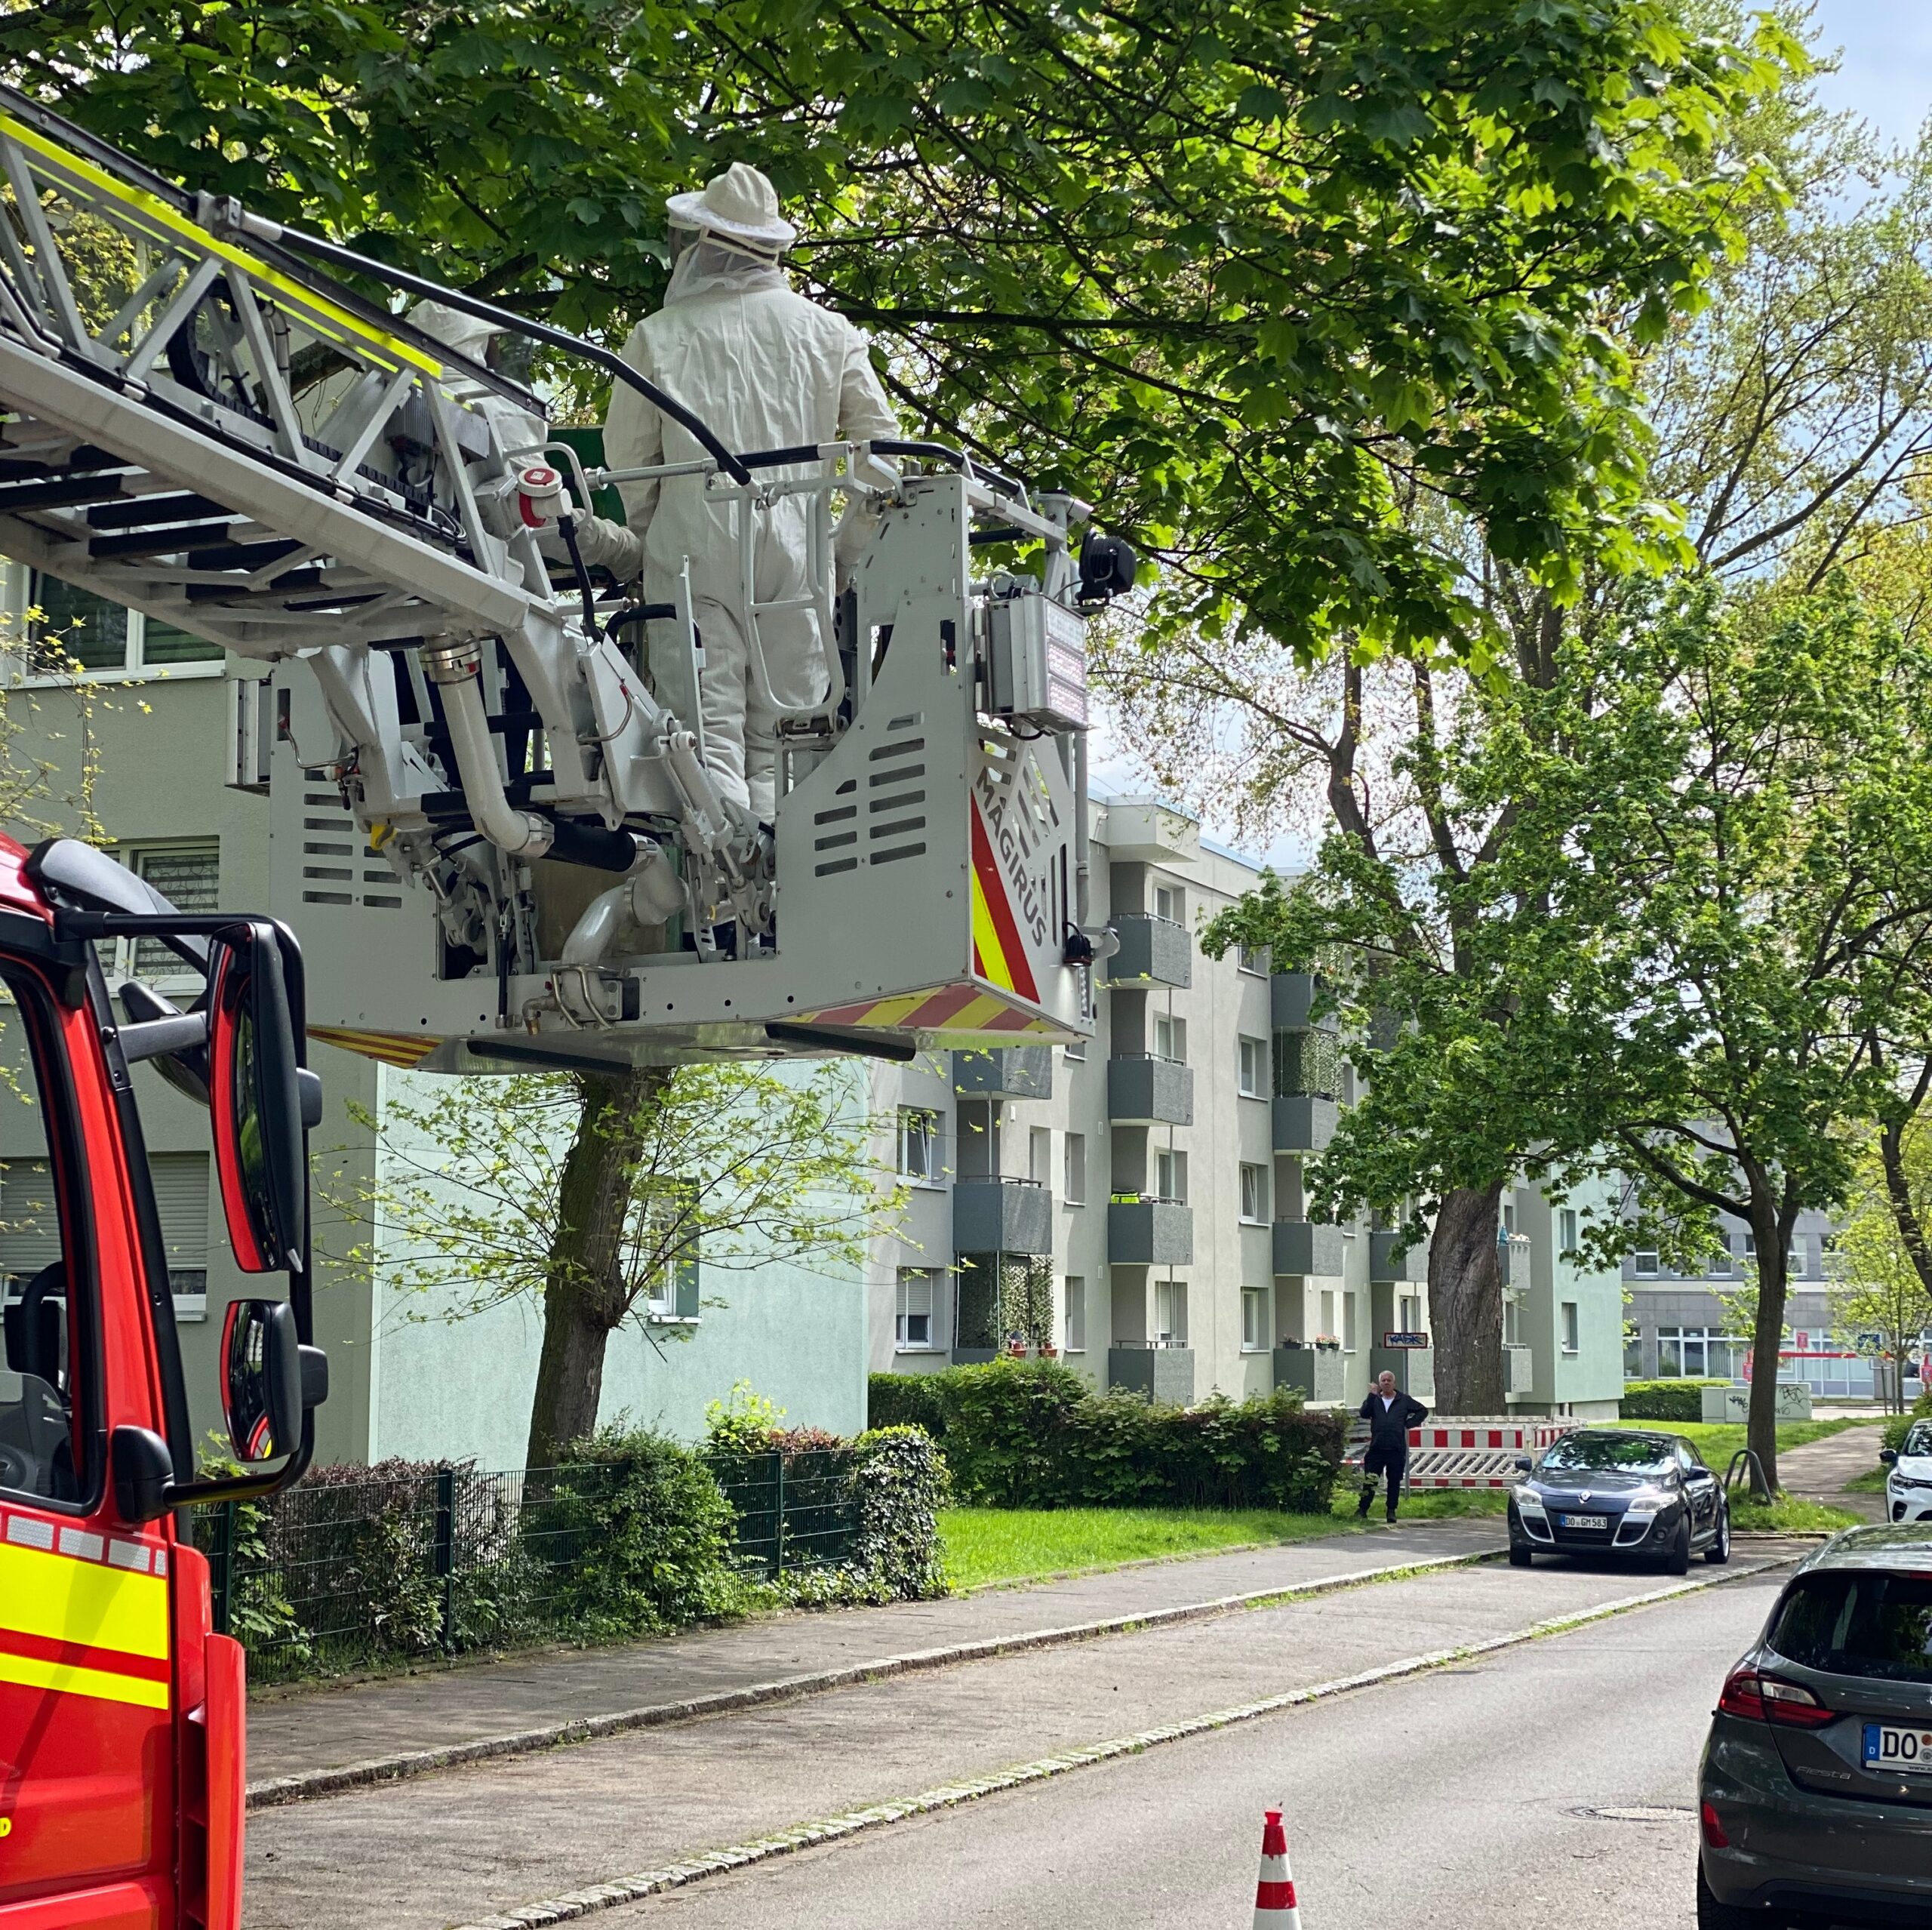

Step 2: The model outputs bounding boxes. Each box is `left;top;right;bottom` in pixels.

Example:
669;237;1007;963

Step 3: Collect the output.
1153;882;1185;924
17;569;225;685
897;1107;942;1187
115;842;220;993
1152;1011;1186;1064
1029;1125;1052;1187
1237;944;1267;975
1342;1291;1358;1353
1241;1285;1269;1352
1063;1131;1087;1207
1154;1276;1189;1344
1155;1146;1188;1205
1065;1276;1086;1353
1558;1208;1578;1254
1632;1248;1660;1279
895;1268;941;1352
1238;1162;1268;1224
1561;1301;1580;1355
1238;1035;1266;1098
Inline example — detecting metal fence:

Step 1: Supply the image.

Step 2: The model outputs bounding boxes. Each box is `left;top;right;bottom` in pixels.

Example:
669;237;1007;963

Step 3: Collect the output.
200;1448;862;1684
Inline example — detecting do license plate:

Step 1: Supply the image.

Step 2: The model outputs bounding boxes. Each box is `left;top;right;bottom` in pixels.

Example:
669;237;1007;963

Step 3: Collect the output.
1558;1513;1608;1530
1864;1722;1932;1772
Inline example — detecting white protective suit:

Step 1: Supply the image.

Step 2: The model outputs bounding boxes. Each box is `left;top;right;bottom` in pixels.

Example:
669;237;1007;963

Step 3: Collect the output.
408;301;549;460
578;217;900;821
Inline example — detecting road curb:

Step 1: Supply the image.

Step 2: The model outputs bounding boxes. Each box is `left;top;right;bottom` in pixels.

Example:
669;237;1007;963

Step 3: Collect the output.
245;1544;1501;1808
449;1552;1798;1930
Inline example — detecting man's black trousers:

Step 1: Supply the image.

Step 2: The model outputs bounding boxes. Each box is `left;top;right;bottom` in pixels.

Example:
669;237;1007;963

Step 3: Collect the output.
1358;1444;1407;1519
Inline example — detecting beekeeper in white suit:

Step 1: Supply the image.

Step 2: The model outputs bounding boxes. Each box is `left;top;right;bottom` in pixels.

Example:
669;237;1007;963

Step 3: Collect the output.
568;162;900;821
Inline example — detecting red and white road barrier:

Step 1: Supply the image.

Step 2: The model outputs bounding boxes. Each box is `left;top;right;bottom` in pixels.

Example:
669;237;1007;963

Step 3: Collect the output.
1253;1808;1300;1927
1343;1414;1580;1490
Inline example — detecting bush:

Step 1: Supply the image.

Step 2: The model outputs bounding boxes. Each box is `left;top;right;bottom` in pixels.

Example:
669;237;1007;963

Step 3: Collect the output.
1619;1379;1728;1422
841;1426;951;1602
868;1371;948;1439
912;1359;1344;1512
540;1425;745;1637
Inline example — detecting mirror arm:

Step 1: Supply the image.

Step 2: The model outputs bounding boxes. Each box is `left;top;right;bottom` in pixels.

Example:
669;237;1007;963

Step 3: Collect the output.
167;1407;318;1510
116;1011;210;1063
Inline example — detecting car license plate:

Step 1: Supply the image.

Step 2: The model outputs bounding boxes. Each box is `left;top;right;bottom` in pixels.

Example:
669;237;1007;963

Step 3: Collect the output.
1863;1722;1932;1772
1558;1513;1608;1530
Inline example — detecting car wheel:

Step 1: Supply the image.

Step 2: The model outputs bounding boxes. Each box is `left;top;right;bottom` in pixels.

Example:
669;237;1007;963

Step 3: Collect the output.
1666;1516;1691;1576
1509;1544;1533;1568
1704;1504;1730;1565
1696;1858;1756;1929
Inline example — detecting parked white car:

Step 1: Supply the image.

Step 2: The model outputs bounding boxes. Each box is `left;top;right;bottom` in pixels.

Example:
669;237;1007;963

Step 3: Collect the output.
1881;1420;1932;1523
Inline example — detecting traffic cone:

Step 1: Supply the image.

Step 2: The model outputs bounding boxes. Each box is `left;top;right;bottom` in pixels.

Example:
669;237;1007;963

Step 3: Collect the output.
1253;1808;1300;1927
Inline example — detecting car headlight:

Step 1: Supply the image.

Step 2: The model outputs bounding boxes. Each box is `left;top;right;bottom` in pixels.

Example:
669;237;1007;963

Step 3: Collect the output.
1513;1485;1547;1514
1621;1484;1675;1517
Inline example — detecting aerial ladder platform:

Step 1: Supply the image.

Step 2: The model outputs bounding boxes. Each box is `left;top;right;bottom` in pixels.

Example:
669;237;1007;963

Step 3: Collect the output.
0;86;1131;1072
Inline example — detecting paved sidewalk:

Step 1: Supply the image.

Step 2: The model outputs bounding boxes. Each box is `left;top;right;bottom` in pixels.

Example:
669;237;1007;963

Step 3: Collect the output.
1779;1420;1889;1522
245;1516;1504;1798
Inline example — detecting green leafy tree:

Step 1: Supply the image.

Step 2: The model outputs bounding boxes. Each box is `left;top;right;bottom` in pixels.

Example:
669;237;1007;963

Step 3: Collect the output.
323;1063;904;1467
4;0;1792;660
1828;1122;1932;1414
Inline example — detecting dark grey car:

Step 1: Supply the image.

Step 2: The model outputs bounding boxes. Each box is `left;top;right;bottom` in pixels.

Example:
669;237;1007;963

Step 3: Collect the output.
1699;1523;1932;1926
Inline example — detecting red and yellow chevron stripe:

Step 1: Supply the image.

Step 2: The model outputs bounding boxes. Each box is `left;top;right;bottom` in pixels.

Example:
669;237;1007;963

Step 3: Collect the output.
308;1025;442;1069
0;1517;171;1711
969;798;1040;1004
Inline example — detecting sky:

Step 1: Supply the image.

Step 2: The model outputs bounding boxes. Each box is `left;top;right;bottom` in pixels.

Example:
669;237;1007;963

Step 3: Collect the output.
1092;2;1932;865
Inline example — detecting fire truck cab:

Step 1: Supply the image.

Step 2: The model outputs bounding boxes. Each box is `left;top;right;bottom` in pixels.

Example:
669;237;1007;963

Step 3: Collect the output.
0;836;324;1930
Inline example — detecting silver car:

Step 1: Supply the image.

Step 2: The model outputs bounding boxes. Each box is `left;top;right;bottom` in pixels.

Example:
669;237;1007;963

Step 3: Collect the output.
1699;1523;1932;1925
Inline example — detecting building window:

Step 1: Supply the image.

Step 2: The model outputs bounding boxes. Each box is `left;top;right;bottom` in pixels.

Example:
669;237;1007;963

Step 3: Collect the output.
897;1107;941;1186
1342;1291;1358;1353
1029;1125;1052;1186
1238;1035;1266;1097
24;571;223;679
1065;1276;1086;1353
896;1268;940;1350
1155;1146;1188;1204
1154;882;1184;924
1241;1285;1269;1351
1654;1328;1746;1380
120;843;220;983
1742;1231;1757;1263
1237;944;1267;974
1505;1294;1522;1346
149;1151;210;1317
1063;1131;1087;1206
1709;1234;1733;1277
1558;1208;1577;1254
1319;1287;1336;1341
1561;1301;1580;1355
1632;1248;1660;1279
1239;1162;1268;1224
1624;1328;1644;1377
1398;1293;1423;1331
1155;1277;1188;1344
1789;1235;1808;1278
1152;1011;1186;1063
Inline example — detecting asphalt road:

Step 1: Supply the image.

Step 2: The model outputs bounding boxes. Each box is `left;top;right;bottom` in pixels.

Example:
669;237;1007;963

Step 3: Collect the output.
247;1550;1798;1930
590;1565;1792;1930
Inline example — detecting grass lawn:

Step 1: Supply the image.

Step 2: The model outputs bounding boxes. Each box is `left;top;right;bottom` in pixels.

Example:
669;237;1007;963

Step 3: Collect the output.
1604;1416;1878;1469
939;1486;1507;1591
1844;1467;1889;1494
1730;1495;1863;1533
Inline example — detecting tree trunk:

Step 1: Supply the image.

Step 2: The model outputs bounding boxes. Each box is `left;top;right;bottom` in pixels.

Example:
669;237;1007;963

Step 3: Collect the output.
1428;1182;1507;1414
525;1065;672;1470
1746;1235;1788;1501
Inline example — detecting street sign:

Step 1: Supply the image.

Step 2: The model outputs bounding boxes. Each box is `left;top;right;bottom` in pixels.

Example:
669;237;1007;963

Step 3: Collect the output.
1382;1330;1431;1349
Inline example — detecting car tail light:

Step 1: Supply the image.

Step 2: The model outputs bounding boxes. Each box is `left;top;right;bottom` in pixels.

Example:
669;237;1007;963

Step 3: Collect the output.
1718;1665;1835;1727
1700;1800;1730;1848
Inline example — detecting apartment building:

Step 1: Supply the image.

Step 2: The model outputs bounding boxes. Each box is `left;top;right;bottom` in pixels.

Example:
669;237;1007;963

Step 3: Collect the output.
869;796;1626;1420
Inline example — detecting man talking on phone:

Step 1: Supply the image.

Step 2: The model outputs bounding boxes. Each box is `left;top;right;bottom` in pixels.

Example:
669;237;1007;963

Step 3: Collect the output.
1357;1371;1428;1525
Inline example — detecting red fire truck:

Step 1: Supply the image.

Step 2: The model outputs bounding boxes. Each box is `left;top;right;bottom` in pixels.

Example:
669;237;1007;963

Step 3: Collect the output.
0;836;325;1928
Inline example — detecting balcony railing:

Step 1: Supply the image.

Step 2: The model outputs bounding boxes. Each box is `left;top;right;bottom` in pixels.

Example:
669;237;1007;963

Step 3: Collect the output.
1370;1228;1426;1283
952;1045;1053;1100
1273;1218;1346;1278
1108;1196;1194;1265
1272;1092;1337;1153
952;1177;1053;1255
1105;912;1193;988
1107;1053;1194;1125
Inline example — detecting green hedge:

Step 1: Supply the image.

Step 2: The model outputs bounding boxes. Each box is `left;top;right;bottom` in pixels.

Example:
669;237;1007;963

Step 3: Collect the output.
1882;1389;1932;1457
1619;1379;1729;1421
868;1371;949;1439
870;1359;1343;1512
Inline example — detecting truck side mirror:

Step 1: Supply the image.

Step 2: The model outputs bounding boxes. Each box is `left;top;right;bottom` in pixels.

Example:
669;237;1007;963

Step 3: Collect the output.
207;922;306;1273
111;1425;175;1523
222;1297;304;1463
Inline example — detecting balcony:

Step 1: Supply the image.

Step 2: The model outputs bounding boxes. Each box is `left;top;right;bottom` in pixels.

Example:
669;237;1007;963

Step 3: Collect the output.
1272;1218;1346;1277
1106;913;1192;989
1108;1196;1194;1266
1270;971;1337;1032
1503;1344;1536;1398
1272;1093;1337;1153
1274;1344;1345;1404
1107;1054;1194;1125
952;1045;1053;1100
1108;1342;1195;1404
1499;1233;1531;1287
952;1178;1053;1255
1370;1229;1426;1283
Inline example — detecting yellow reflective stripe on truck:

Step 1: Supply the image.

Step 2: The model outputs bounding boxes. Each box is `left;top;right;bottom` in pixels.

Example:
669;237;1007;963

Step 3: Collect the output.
0;1516;171;1710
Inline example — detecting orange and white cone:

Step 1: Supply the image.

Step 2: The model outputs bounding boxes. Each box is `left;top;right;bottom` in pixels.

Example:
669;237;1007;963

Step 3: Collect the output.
1253;1808;1300;1927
